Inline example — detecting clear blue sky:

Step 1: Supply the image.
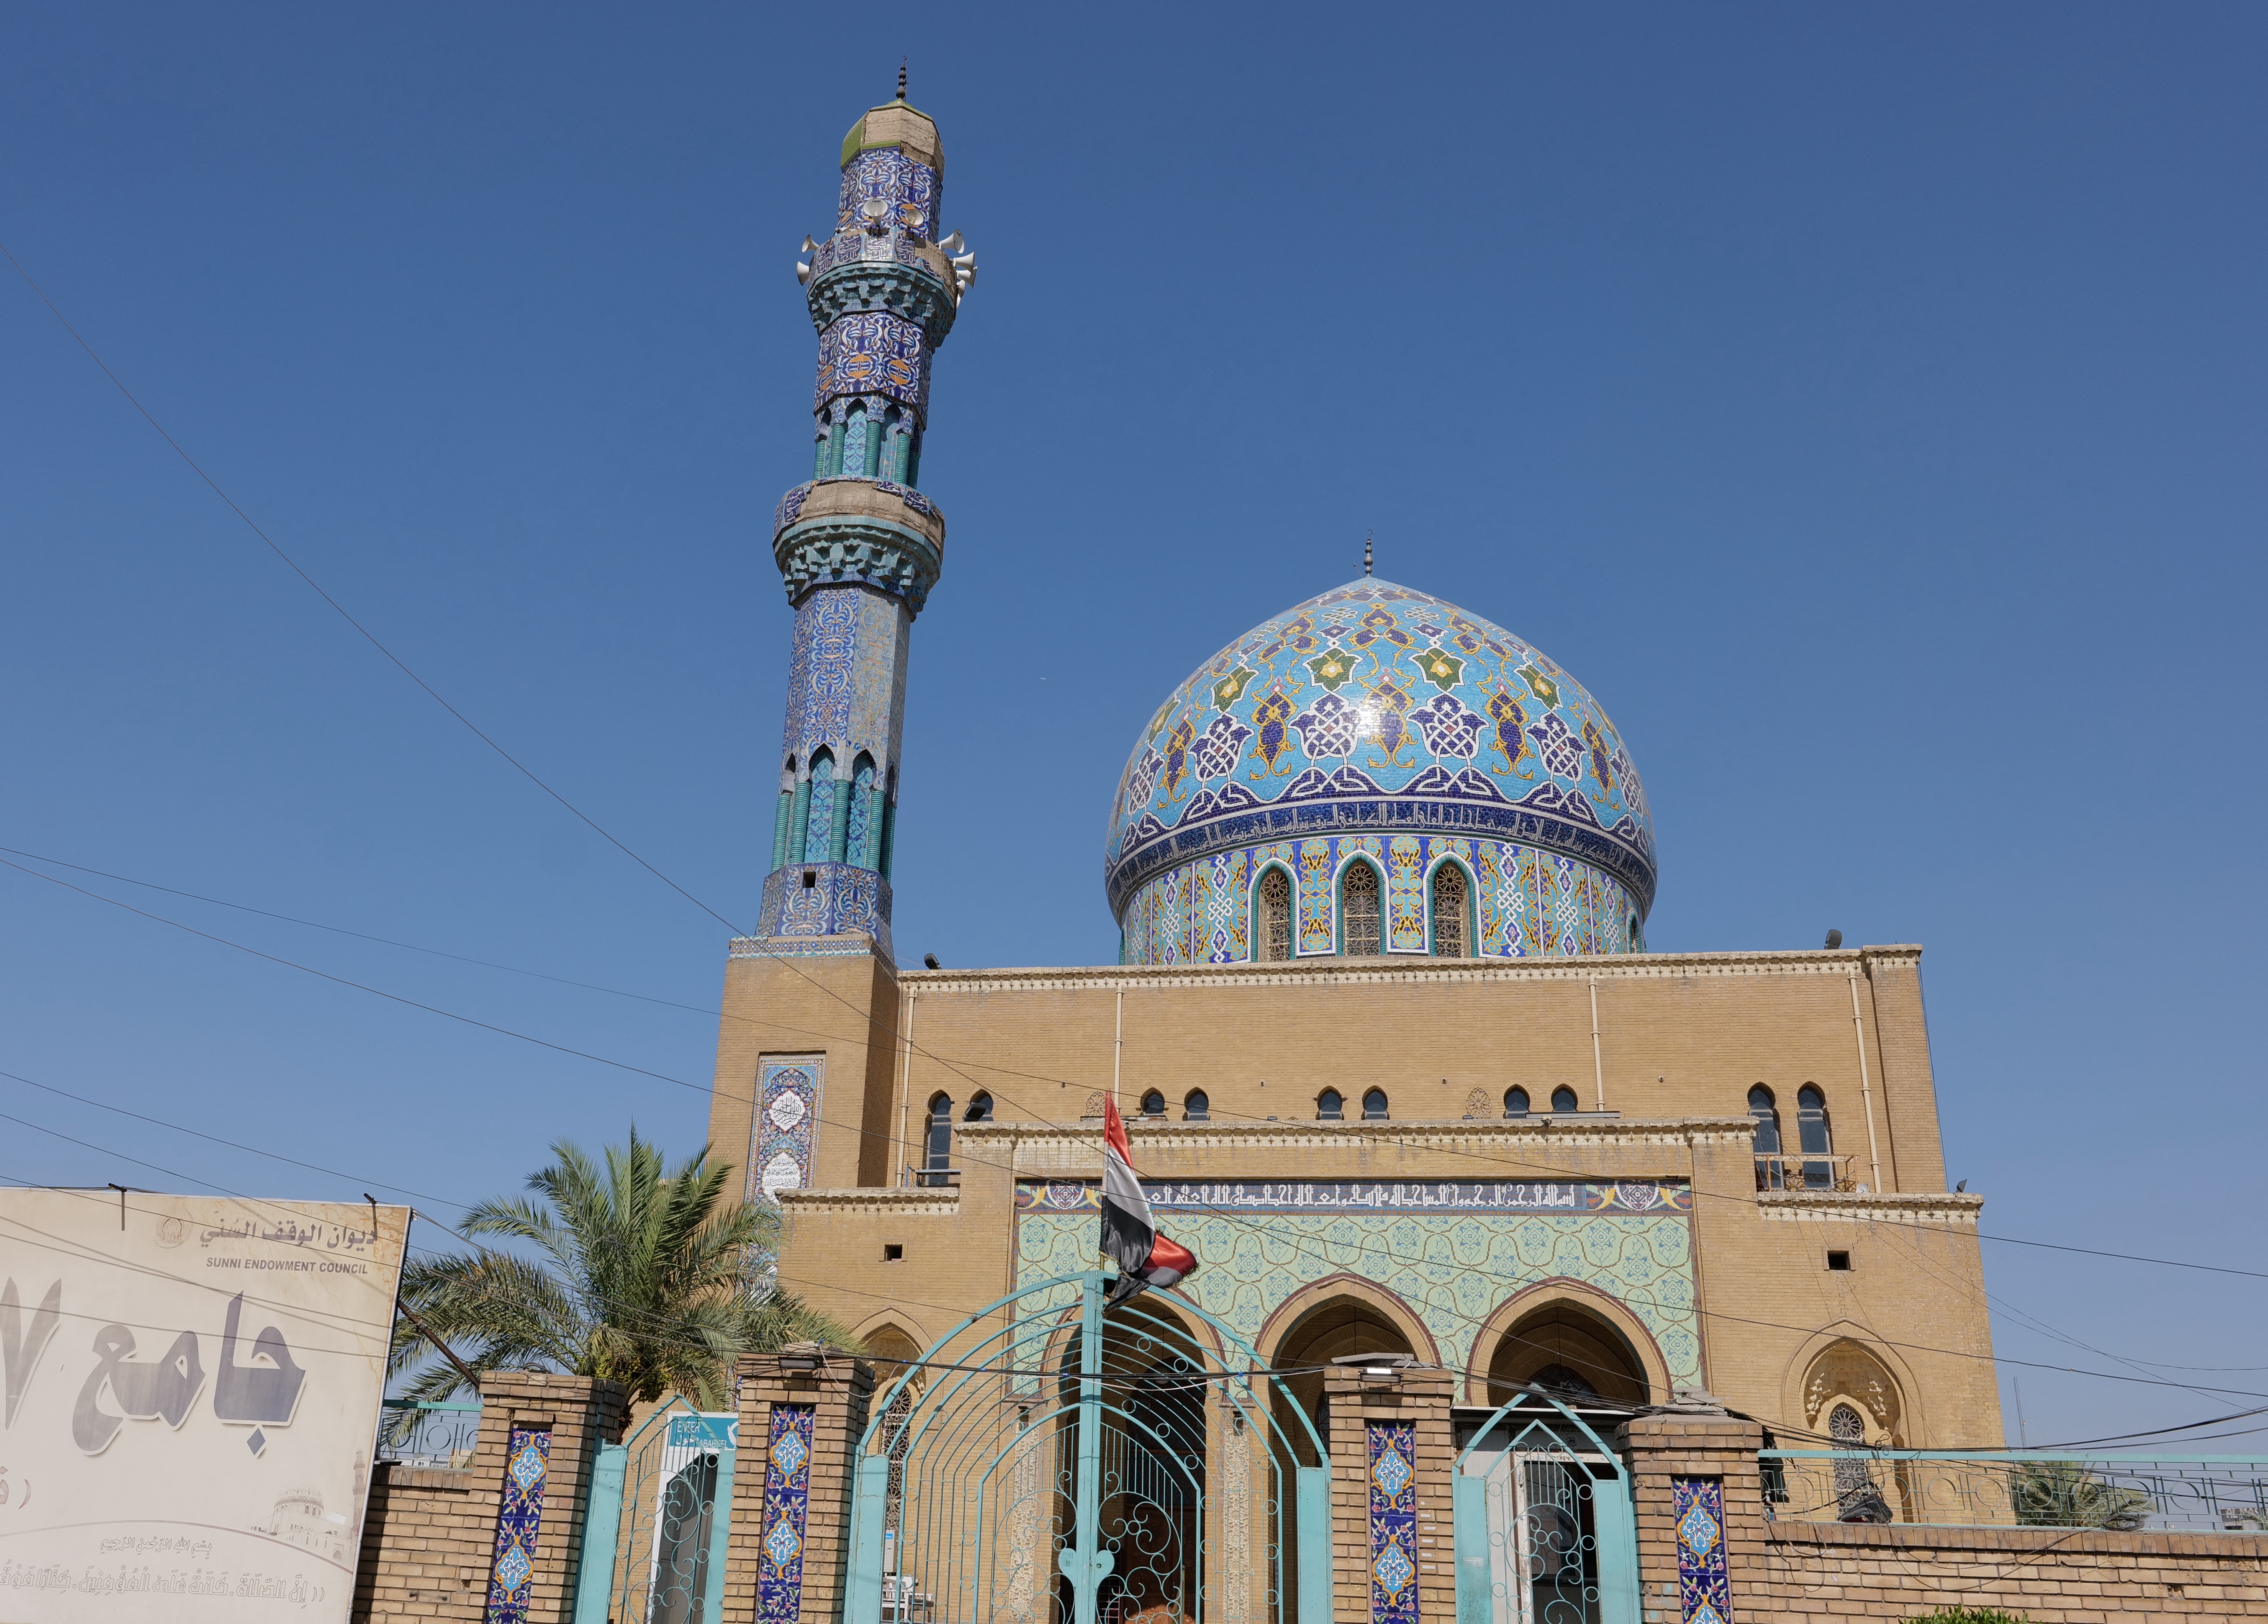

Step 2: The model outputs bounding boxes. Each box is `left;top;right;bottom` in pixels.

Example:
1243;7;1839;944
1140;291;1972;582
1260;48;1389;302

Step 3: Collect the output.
3;5;2262;1447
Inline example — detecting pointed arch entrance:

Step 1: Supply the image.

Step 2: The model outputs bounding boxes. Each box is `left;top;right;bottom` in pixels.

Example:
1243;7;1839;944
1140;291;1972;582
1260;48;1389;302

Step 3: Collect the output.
847;1272;1332;1624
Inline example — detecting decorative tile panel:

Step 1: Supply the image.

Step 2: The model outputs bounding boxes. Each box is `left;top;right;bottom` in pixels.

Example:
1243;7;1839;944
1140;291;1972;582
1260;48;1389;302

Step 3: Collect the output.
759;1405;817;1624
1368;1421;1419;1624
1015;1200;1700;1388
484;1426;551;1624
1673;1476;1731;1624
1115;835;1638;966
751;1059;824;1201
814;310;932;419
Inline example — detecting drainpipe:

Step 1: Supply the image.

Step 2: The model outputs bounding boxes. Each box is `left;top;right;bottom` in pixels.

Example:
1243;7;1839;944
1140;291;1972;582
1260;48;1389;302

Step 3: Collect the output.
1589;978;1605;1111
1848;971;1884;1192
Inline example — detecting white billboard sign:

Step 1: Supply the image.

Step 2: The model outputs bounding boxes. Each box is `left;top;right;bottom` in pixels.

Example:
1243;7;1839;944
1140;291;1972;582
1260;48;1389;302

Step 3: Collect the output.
0;1190;409;1622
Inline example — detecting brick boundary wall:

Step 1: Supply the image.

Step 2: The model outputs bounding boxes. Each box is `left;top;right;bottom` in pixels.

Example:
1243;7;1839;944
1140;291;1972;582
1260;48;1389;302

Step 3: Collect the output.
722;1349;876;1624
352;1372;626;1624
1621;1412;1770;1624
1752;1520;2268;1621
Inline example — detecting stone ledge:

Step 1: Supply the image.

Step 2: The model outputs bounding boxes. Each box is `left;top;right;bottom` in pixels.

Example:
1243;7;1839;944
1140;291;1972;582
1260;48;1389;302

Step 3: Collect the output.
899;945;1922;994
780;1187;961;1215
1757;1190;1985;1224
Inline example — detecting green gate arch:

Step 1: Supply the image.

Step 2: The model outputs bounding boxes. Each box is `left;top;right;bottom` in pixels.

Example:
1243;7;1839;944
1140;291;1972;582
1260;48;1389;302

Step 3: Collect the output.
845;1271;1333;1624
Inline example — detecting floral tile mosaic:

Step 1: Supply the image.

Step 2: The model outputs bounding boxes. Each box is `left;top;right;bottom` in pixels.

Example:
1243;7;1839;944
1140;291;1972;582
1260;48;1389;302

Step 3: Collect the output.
484;1425;550;1624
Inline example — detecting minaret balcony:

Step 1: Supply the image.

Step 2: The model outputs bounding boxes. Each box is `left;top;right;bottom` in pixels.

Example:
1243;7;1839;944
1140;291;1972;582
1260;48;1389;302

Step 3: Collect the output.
773;477;945;612
805;252;959;344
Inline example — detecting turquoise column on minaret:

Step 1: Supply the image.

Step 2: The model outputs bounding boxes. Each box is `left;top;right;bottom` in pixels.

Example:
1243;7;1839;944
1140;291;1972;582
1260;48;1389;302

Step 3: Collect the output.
756;85;973;957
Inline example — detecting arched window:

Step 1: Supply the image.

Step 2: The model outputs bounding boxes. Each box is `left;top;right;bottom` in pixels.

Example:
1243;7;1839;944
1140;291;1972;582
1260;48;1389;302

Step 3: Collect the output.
1316;1088;1344;1121
1797;1085;1834;1190
1255;868;1292;962
1503;1086;1530;1118
1361;1087;1390;1120
1628;915;1641;953
1528;1363;1600;1402
1550;1085;1579;1114
1140;1089;1166;1118
1183;1089;1209;1121
1339;860;1382;956
1749;1085;1783;1190
922;1094;953;1186
963;1092;993;1123
1430;863;1469;957
804;748;836;867
841;403;870;477
1828;1402;1875;1507
846;753;877;869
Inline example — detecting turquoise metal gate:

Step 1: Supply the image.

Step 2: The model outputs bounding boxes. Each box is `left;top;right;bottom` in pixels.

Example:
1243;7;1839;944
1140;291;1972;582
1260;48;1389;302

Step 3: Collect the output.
844;1272;1331;1624
1454;1392;1638;1624
574;1398;737;1624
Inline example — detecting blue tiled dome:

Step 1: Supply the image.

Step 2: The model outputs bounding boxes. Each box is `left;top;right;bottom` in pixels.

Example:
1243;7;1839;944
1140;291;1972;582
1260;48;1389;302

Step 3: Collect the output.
1105;581;1656;961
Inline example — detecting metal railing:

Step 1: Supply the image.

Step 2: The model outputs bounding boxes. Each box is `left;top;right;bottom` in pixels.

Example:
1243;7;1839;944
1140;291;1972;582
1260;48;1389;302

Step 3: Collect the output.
902;1164;961;1189
1761;1449;2268;1534
376;1399;481;1467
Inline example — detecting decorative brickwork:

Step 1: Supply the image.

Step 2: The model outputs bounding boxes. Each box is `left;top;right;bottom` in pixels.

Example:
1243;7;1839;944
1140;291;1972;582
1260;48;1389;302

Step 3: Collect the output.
720;1351;875;1624
351;1372;626;1624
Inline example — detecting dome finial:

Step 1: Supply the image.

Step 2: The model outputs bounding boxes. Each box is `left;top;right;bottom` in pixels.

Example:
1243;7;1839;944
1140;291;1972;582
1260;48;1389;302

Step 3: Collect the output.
897;58;908;101
1362;531;1373;577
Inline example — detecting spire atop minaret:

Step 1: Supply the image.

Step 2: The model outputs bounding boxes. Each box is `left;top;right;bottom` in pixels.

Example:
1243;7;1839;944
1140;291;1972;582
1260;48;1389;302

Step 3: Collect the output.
897;58;907;101
1363;532;1374;577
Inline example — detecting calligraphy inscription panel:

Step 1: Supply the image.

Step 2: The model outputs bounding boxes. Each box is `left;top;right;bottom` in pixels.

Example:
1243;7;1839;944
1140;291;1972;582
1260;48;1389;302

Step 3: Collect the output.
0;1190;409;1623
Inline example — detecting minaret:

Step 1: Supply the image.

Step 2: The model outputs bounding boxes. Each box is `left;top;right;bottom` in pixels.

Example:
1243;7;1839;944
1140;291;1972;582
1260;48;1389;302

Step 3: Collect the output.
756;81;974;956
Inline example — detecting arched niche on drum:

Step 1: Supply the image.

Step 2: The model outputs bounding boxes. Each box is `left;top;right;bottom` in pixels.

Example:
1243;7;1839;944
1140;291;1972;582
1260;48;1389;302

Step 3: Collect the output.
1467;1279;1668;1408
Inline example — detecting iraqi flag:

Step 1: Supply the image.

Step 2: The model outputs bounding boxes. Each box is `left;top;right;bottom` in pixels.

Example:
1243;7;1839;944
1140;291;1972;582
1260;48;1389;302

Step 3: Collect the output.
1101;1095;1197;1305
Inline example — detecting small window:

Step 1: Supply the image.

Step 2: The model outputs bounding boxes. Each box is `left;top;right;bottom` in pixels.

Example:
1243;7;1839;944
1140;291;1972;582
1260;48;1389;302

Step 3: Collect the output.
1256;868;1292;962
1361;1088;1389;1120
883;1244;904;1262
1140;1089;1166;1118
1826;1250;1852;1272
1317;1088;1344;1121
1550;1085;1579;1114
802;869;818;889
963;1092;993;1123
1503;1086;1530;1118
1183;1089;1209;1121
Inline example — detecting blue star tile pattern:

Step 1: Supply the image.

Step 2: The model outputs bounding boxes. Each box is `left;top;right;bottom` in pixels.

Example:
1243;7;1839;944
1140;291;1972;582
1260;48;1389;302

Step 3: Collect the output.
758;1405;817;1624
1368;1421;1420;1624
1673;1476;1731;1624
485;1426;551;1624
1106;581;1656;961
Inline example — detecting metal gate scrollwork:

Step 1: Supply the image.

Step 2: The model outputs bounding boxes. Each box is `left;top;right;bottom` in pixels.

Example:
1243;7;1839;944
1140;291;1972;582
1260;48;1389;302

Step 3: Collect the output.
845;1271;1330;1624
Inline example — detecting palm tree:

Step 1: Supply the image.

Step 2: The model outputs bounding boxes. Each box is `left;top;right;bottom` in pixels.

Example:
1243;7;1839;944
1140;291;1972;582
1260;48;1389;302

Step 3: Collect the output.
388;1129;851;1415
2010;1460;2151;1531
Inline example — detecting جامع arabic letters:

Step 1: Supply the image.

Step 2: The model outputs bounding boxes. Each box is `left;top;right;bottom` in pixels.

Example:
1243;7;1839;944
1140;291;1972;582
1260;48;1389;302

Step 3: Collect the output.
212;1292;306;1426
72;1325;207;1453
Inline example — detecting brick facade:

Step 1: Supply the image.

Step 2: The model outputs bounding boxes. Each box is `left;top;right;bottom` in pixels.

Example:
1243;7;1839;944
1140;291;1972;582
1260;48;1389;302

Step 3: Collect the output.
351;1372;625;1624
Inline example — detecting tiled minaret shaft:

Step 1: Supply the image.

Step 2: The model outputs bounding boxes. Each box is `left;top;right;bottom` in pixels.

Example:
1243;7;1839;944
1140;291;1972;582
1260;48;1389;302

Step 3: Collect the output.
757;90;973;954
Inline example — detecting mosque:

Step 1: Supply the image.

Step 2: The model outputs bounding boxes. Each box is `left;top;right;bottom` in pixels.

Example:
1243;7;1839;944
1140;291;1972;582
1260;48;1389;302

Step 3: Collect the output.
704;84;2003;1620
